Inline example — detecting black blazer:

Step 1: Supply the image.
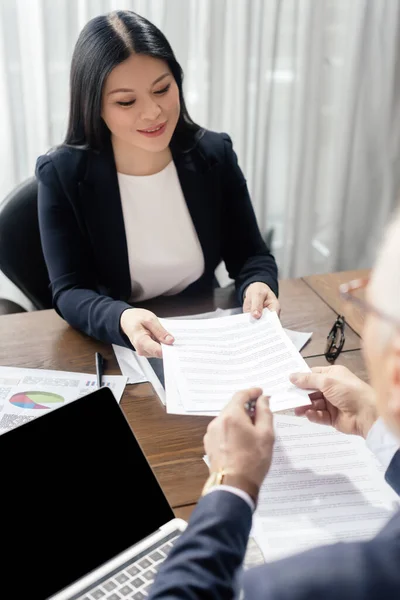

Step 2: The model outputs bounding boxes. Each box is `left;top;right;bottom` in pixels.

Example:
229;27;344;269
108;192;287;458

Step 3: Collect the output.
36;130;278;347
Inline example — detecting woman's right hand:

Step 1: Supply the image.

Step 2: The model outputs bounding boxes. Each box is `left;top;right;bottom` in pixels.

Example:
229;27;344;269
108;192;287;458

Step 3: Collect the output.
120;308;174;358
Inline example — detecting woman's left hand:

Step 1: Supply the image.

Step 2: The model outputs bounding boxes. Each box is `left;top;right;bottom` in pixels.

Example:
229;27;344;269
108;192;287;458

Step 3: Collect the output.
243;282;281;318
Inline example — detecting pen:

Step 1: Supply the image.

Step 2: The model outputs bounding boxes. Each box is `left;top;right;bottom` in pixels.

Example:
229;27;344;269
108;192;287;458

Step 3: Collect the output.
95;352;104;389
244;398;257;422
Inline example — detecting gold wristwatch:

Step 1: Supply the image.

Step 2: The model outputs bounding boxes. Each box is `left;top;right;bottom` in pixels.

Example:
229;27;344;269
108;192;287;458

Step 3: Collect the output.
201;468;259;506
201;468;227;496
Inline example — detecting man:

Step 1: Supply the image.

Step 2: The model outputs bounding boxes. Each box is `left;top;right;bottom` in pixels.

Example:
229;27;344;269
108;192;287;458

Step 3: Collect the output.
149;212;400;599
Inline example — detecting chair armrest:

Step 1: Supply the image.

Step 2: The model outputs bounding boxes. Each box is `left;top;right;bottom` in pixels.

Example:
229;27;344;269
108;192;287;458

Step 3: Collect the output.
0;298;27;315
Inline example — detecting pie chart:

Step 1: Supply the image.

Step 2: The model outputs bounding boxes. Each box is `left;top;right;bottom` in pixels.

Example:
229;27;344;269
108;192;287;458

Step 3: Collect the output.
9;391;65;410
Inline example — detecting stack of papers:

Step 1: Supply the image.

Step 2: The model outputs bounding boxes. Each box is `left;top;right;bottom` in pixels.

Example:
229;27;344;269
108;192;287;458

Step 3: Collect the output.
160;309;312;415
113;307;312;416
204;415;400;562
0;366;127;436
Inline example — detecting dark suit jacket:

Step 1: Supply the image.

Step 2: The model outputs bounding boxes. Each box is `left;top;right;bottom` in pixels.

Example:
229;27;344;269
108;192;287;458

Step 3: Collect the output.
148;450;400;600
36;130;278;347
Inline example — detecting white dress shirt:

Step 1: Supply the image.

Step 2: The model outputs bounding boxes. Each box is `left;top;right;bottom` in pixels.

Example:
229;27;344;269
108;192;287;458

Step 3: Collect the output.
118;161;204;302
206;418;400;513
366;417;399;470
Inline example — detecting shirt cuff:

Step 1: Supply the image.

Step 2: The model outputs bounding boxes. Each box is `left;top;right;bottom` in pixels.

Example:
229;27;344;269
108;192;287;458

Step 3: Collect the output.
205;485;255;512
366;417;400;471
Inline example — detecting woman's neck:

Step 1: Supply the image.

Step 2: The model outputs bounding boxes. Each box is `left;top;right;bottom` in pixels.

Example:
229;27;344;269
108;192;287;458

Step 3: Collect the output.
111;135;172;176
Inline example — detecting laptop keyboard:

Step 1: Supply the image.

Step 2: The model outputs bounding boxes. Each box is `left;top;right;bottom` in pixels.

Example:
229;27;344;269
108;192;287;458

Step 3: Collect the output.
78;535;179;600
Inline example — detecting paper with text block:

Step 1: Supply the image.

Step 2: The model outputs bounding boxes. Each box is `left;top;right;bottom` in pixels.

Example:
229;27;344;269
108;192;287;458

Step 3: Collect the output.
252;417;399;561
204;415;399;562
161;310;312;413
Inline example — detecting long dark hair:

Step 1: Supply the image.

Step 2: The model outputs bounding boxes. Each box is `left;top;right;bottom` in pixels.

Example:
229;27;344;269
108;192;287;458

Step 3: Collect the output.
64;10;200;151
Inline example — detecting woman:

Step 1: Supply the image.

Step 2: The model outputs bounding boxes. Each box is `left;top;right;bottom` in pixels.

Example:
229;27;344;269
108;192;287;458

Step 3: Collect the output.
36;10;279;358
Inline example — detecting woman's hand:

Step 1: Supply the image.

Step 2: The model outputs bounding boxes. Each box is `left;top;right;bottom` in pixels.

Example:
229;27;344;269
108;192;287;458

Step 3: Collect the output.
243;282;281;318
120;308;174;358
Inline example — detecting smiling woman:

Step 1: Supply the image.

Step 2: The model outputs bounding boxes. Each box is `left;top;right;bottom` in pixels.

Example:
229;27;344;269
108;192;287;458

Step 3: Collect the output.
35;10;279;357
102;54;181;176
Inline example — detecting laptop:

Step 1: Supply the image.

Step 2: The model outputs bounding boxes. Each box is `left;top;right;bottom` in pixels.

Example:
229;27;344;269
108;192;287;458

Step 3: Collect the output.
2;387;186;600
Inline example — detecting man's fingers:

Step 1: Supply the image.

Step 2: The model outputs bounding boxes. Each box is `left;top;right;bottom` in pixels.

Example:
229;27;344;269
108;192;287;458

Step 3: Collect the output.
310;397;328;411
144;318;174;344
295;397;327;417
310;366;331;374
254;395;273;433
304;409;332;427
290;371;327;391
229;388;263;411
294;405;312;416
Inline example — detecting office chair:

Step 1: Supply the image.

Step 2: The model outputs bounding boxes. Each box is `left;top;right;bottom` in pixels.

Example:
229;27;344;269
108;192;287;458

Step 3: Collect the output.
0;177;52;313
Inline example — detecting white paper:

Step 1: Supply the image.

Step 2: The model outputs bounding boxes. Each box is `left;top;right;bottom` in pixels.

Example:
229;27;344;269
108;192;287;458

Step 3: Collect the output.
113;309;312;417
171;307;312;352
0;366;127;436
203;415;399;562
283;329;312;352
112;344;148;384
252;416;399;561
168;309;222;320
113;344;166;405
161;310;311;413
164;361;217;416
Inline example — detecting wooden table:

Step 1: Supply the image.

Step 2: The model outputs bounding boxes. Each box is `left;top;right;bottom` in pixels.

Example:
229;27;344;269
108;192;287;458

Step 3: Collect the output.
304;269;370;337
0;273;366;518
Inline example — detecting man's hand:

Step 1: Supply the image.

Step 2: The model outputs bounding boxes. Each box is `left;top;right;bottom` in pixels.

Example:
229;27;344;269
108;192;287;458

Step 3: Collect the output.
243;282;280;318
290;365;378;438
203;388;275;500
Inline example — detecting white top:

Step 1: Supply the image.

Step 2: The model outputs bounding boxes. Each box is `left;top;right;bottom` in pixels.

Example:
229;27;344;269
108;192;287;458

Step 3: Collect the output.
118;161;204;302
366;417;399;470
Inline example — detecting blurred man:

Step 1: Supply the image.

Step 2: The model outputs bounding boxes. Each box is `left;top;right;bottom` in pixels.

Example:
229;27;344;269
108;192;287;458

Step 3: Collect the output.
148;212;400;600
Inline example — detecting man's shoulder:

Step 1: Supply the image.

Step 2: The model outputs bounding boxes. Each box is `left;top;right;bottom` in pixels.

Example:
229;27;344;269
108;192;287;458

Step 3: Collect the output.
35;145;90;187
385;449;400;496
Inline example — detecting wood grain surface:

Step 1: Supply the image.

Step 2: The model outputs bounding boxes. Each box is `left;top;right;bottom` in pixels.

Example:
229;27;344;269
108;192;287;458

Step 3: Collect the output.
303;269;370;337
0;274;367;510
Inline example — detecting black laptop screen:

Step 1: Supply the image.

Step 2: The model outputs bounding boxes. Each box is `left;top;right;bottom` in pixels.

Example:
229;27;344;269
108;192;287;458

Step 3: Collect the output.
1;387;174;599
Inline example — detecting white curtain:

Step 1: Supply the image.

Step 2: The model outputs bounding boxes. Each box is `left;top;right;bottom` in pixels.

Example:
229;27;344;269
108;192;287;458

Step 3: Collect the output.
0;0;399;306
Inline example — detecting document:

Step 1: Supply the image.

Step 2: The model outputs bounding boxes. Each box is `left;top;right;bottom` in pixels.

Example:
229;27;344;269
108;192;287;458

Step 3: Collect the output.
112;344;166;405
112;344;148;385
161;310;312;413
171;307;313;353
0;366;127;436
252;416;399;561
284;328;312;352
204;415;399;562
113;307;312;415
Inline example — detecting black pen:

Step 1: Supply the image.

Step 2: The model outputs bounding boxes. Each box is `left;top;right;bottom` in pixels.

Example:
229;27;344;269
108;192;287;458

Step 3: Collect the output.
95;352;104;389
244;398;257;423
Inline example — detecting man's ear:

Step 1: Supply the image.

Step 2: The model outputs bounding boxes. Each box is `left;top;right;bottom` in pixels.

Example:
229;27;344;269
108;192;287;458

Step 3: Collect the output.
387;335;400;424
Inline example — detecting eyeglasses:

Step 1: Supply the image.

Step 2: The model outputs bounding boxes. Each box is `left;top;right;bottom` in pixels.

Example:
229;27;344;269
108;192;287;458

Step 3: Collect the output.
325;315;346;363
